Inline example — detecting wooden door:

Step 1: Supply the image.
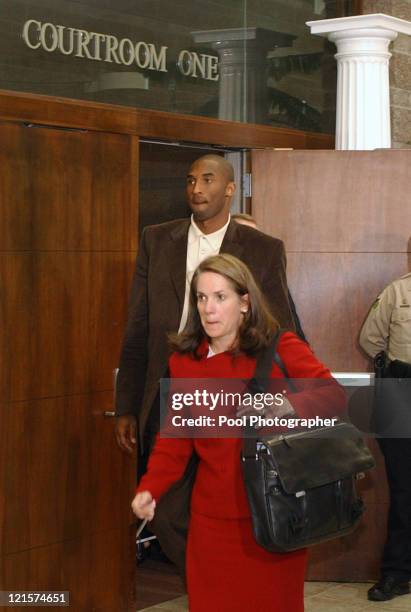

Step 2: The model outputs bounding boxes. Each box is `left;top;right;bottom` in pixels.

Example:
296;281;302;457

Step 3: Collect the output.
0;121;138;610
251;149;411;581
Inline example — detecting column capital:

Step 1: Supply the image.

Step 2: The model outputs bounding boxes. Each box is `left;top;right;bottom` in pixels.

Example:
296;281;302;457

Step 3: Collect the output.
306;13;411;39
329;28;398;60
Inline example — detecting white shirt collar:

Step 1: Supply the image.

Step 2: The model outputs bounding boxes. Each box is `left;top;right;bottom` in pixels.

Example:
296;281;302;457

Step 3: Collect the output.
189;214;231;246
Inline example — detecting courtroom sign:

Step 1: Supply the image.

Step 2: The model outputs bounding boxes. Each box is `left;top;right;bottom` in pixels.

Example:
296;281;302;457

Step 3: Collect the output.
22;19;219;81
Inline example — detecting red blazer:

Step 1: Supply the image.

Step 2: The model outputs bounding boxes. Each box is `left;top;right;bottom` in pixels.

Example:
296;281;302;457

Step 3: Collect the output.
137;332;346;519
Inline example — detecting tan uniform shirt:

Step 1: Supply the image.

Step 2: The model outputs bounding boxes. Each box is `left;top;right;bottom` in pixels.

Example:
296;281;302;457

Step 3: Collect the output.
359;272;411;363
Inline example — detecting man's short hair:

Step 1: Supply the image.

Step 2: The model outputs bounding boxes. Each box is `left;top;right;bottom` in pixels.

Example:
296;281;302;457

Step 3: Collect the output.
191;154;235;182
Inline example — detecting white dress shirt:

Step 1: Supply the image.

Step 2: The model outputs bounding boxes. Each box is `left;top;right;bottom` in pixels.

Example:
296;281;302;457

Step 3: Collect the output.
178;215;230;332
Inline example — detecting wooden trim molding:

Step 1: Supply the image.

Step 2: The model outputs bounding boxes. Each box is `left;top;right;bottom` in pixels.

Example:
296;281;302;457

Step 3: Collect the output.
0;89;334;150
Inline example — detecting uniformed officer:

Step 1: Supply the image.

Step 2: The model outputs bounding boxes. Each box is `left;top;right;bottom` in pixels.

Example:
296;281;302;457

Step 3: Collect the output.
359;273;411;602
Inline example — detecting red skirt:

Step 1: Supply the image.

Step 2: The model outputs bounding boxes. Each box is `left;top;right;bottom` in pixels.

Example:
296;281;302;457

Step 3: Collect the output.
186;512;307;612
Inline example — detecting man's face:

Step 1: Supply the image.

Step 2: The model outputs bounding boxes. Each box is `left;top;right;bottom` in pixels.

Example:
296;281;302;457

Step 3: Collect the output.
186;158;234;223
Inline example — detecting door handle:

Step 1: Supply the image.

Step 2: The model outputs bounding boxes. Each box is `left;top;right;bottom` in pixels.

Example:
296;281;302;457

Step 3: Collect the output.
103;369;120;417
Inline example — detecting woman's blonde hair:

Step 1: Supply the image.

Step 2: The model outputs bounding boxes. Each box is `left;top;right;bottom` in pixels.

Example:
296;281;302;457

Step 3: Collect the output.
169;254;279;356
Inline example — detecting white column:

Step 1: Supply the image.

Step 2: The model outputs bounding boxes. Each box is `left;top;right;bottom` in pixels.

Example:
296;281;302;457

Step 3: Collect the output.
307;14;411;150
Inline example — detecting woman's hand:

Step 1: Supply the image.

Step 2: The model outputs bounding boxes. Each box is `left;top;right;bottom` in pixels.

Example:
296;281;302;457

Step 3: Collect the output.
236;397;295;419
131;490;156;520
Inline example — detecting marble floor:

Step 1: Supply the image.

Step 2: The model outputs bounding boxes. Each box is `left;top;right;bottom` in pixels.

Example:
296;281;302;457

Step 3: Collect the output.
139;582;411;611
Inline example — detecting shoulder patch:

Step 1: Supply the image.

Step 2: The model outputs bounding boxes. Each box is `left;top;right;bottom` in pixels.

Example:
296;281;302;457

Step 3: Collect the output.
372;298;380;310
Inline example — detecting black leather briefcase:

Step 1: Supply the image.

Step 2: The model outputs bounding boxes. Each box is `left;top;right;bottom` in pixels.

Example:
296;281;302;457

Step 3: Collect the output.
241;421;375;553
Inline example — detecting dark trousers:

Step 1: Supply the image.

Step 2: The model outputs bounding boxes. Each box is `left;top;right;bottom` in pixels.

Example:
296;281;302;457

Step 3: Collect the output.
378;437;411;581
137;394;161;482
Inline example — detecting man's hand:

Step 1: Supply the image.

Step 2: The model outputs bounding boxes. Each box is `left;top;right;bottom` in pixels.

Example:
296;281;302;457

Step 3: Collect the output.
115;415;137;453
131;490;156;520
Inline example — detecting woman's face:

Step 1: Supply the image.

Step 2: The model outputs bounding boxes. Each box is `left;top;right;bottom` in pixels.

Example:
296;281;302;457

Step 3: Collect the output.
196;271;249;350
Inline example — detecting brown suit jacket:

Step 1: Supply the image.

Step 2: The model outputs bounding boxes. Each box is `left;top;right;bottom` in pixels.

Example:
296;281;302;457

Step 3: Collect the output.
115;218;294;441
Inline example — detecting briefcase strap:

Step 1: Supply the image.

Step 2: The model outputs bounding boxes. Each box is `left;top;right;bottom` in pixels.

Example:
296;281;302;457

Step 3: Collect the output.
243;328;293;459
248;329;283;392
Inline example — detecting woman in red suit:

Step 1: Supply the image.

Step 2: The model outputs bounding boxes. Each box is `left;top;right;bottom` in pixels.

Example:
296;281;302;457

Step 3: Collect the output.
132;254;345;612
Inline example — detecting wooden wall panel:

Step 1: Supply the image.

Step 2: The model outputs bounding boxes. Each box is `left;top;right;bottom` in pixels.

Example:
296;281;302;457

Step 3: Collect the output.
0;403;5;592
1;253;93;403
0;251;135;403
1;122;138;609
253;150;410;254
251;149;411;581
3;527;136;611
253;150;411;369
2;393;134;555
286;252;409;370
0;122;137;252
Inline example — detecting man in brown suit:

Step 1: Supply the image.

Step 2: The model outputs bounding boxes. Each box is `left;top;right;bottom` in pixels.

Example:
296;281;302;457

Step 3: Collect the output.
115;154;294;453
115;154;295;571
